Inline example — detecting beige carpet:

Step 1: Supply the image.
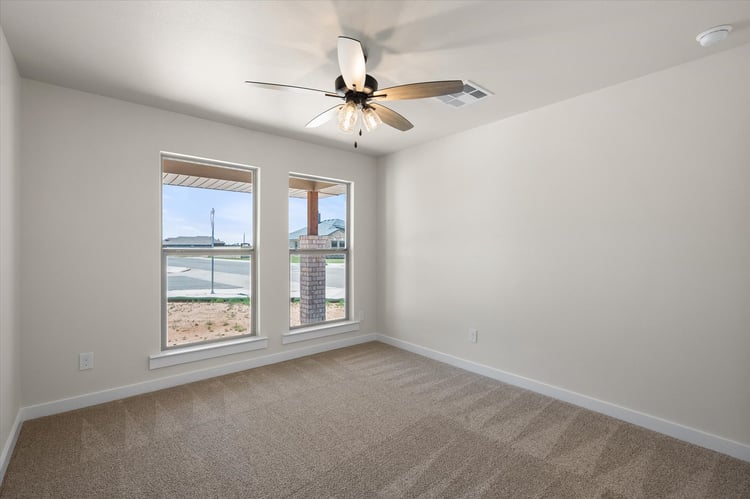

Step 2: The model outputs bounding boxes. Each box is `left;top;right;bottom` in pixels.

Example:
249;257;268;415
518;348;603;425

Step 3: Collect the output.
1;342;748;498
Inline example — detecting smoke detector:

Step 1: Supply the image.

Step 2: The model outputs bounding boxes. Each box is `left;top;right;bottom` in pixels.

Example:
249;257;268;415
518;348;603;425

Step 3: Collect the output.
696;25;732;47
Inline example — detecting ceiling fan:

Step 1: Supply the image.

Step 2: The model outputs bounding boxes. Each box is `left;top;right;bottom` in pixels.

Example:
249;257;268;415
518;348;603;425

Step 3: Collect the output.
245;36;464;147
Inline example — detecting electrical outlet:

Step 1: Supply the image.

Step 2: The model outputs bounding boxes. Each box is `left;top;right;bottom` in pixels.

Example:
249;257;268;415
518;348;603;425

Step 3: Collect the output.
468;328;478;343
79;352;94;370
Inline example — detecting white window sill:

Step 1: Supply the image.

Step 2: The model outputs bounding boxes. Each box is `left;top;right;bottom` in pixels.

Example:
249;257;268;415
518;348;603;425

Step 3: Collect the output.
282;320;361;344
149;336;268;369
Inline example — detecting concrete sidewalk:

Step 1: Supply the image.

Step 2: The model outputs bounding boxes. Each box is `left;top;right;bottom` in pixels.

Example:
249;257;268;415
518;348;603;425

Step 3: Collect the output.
167;288;247;299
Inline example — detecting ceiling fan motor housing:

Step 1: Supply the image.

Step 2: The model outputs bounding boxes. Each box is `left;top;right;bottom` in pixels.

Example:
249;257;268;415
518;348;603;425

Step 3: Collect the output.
335;74;378;97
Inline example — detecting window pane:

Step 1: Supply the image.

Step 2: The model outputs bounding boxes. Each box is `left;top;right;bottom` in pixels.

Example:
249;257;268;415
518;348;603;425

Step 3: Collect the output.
289;176;349;328
163;184;253;247
288;178;347;250
290;253;346;327
166;254;252;347
162;157;255;349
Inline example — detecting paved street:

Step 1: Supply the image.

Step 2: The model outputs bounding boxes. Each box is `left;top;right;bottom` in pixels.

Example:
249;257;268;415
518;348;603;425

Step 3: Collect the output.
169;257;249;275
167;256;345;299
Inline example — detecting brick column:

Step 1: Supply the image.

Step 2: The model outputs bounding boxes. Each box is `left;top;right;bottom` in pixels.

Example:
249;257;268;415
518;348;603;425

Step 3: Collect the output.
299;235;330;324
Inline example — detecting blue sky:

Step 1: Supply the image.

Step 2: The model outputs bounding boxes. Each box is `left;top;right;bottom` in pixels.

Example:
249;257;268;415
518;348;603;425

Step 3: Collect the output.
163;185;346;245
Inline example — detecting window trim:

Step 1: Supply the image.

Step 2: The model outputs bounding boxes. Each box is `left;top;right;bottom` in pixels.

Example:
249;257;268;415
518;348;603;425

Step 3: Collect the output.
288;173;351;330
160;152;258;351
281;320;360;344
149;336;269;369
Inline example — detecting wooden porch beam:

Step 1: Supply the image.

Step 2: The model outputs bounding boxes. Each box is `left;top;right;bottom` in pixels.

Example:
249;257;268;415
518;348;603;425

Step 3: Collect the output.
307;191;319;236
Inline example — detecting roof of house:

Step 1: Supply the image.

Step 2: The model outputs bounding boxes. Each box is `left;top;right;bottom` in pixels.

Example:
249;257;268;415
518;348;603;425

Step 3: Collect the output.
289;219;345;240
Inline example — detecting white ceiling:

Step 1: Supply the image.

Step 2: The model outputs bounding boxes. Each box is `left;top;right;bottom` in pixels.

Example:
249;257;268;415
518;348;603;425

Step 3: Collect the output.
2;0;749;157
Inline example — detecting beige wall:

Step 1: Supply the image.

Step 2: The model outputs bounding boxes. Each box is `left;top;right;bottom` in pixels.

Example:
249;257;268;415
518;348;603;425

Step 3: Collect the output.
19;80;377;406
377;45;750;445
0;26;22;455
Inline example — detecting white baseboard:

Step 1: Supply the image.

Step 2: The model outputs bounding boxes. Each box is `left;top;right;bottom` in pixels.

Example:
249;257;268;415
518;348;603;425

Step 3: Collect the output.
0;410;23;485
20;333;377;421
376;334;750;463
5;330;747;479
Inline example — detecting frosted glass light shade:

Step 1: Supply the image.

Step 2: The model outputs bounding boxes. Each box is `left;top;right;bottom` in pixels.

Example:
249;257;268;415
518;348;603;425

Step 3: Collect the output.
338;101;358;133
362;106;382;132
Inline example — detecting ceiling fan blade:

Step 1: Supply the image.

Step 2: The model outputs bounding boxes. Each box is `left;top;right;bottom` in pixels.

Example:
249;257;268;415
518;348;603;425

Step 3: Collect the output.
305;105;342;128
370;103;414;131
337;36;367;91
372;80;464;101
245;81;339;97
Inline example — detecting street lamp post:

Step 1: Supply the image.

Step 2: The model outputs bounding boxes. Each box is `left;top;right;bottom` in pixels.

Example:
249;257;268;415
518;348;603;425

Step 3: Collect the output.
210;208;215;295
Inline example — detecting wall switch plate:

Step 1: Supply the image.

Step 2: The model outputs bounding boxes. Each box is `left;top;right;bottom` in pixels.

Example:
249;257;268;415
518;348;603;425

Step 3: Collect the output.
468;328;478;343
79;352;94;370
358;310;365;322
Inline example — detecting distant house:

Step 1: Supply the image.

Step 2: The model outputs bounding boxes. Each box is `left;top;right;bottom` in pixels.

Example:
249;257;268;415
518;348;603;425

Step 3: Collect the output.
163;236;226;247
289;219;345;249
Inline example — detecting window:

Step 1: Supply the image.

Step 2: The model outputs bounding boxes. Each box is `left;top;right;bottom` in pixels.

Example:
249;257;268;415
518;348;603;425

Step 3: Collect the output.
161;154;256;349
289;175;349;328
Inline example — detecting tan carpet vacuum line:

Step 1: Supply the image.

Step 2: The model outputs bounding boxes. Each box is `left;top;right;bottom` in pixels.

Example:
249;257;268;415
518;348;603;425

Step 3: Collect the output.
1;342;748;497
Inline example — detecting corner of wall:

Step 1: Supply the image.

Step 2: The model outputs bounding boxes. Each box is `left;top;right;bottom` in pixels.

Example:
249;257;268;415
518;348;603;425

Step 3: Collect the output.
0;25;23;484
374;156;387;337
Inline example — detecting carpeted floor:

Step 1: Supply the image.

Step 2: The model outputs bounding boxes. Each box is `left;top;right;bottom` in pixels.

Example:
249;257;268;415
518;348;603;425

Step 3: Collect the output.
1;342;748;498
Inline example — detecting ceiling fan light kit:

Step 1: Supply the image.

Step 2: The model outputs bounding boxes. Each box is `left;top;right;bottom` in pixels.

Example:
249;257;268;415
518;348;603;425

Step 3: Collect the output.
245;36;465;148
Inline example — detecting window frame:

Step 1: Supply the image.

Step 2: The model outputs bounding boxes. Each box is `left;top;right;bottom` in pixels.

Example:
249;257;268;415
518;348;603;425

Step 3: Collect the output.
288;173;351;330
160;152;258;351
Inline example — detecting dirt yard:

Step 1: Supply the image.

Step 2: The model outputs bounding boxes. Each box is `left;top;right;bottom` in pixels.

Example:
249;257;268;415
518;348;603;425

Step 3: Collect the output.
290;301;345;328
167;301;346;347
